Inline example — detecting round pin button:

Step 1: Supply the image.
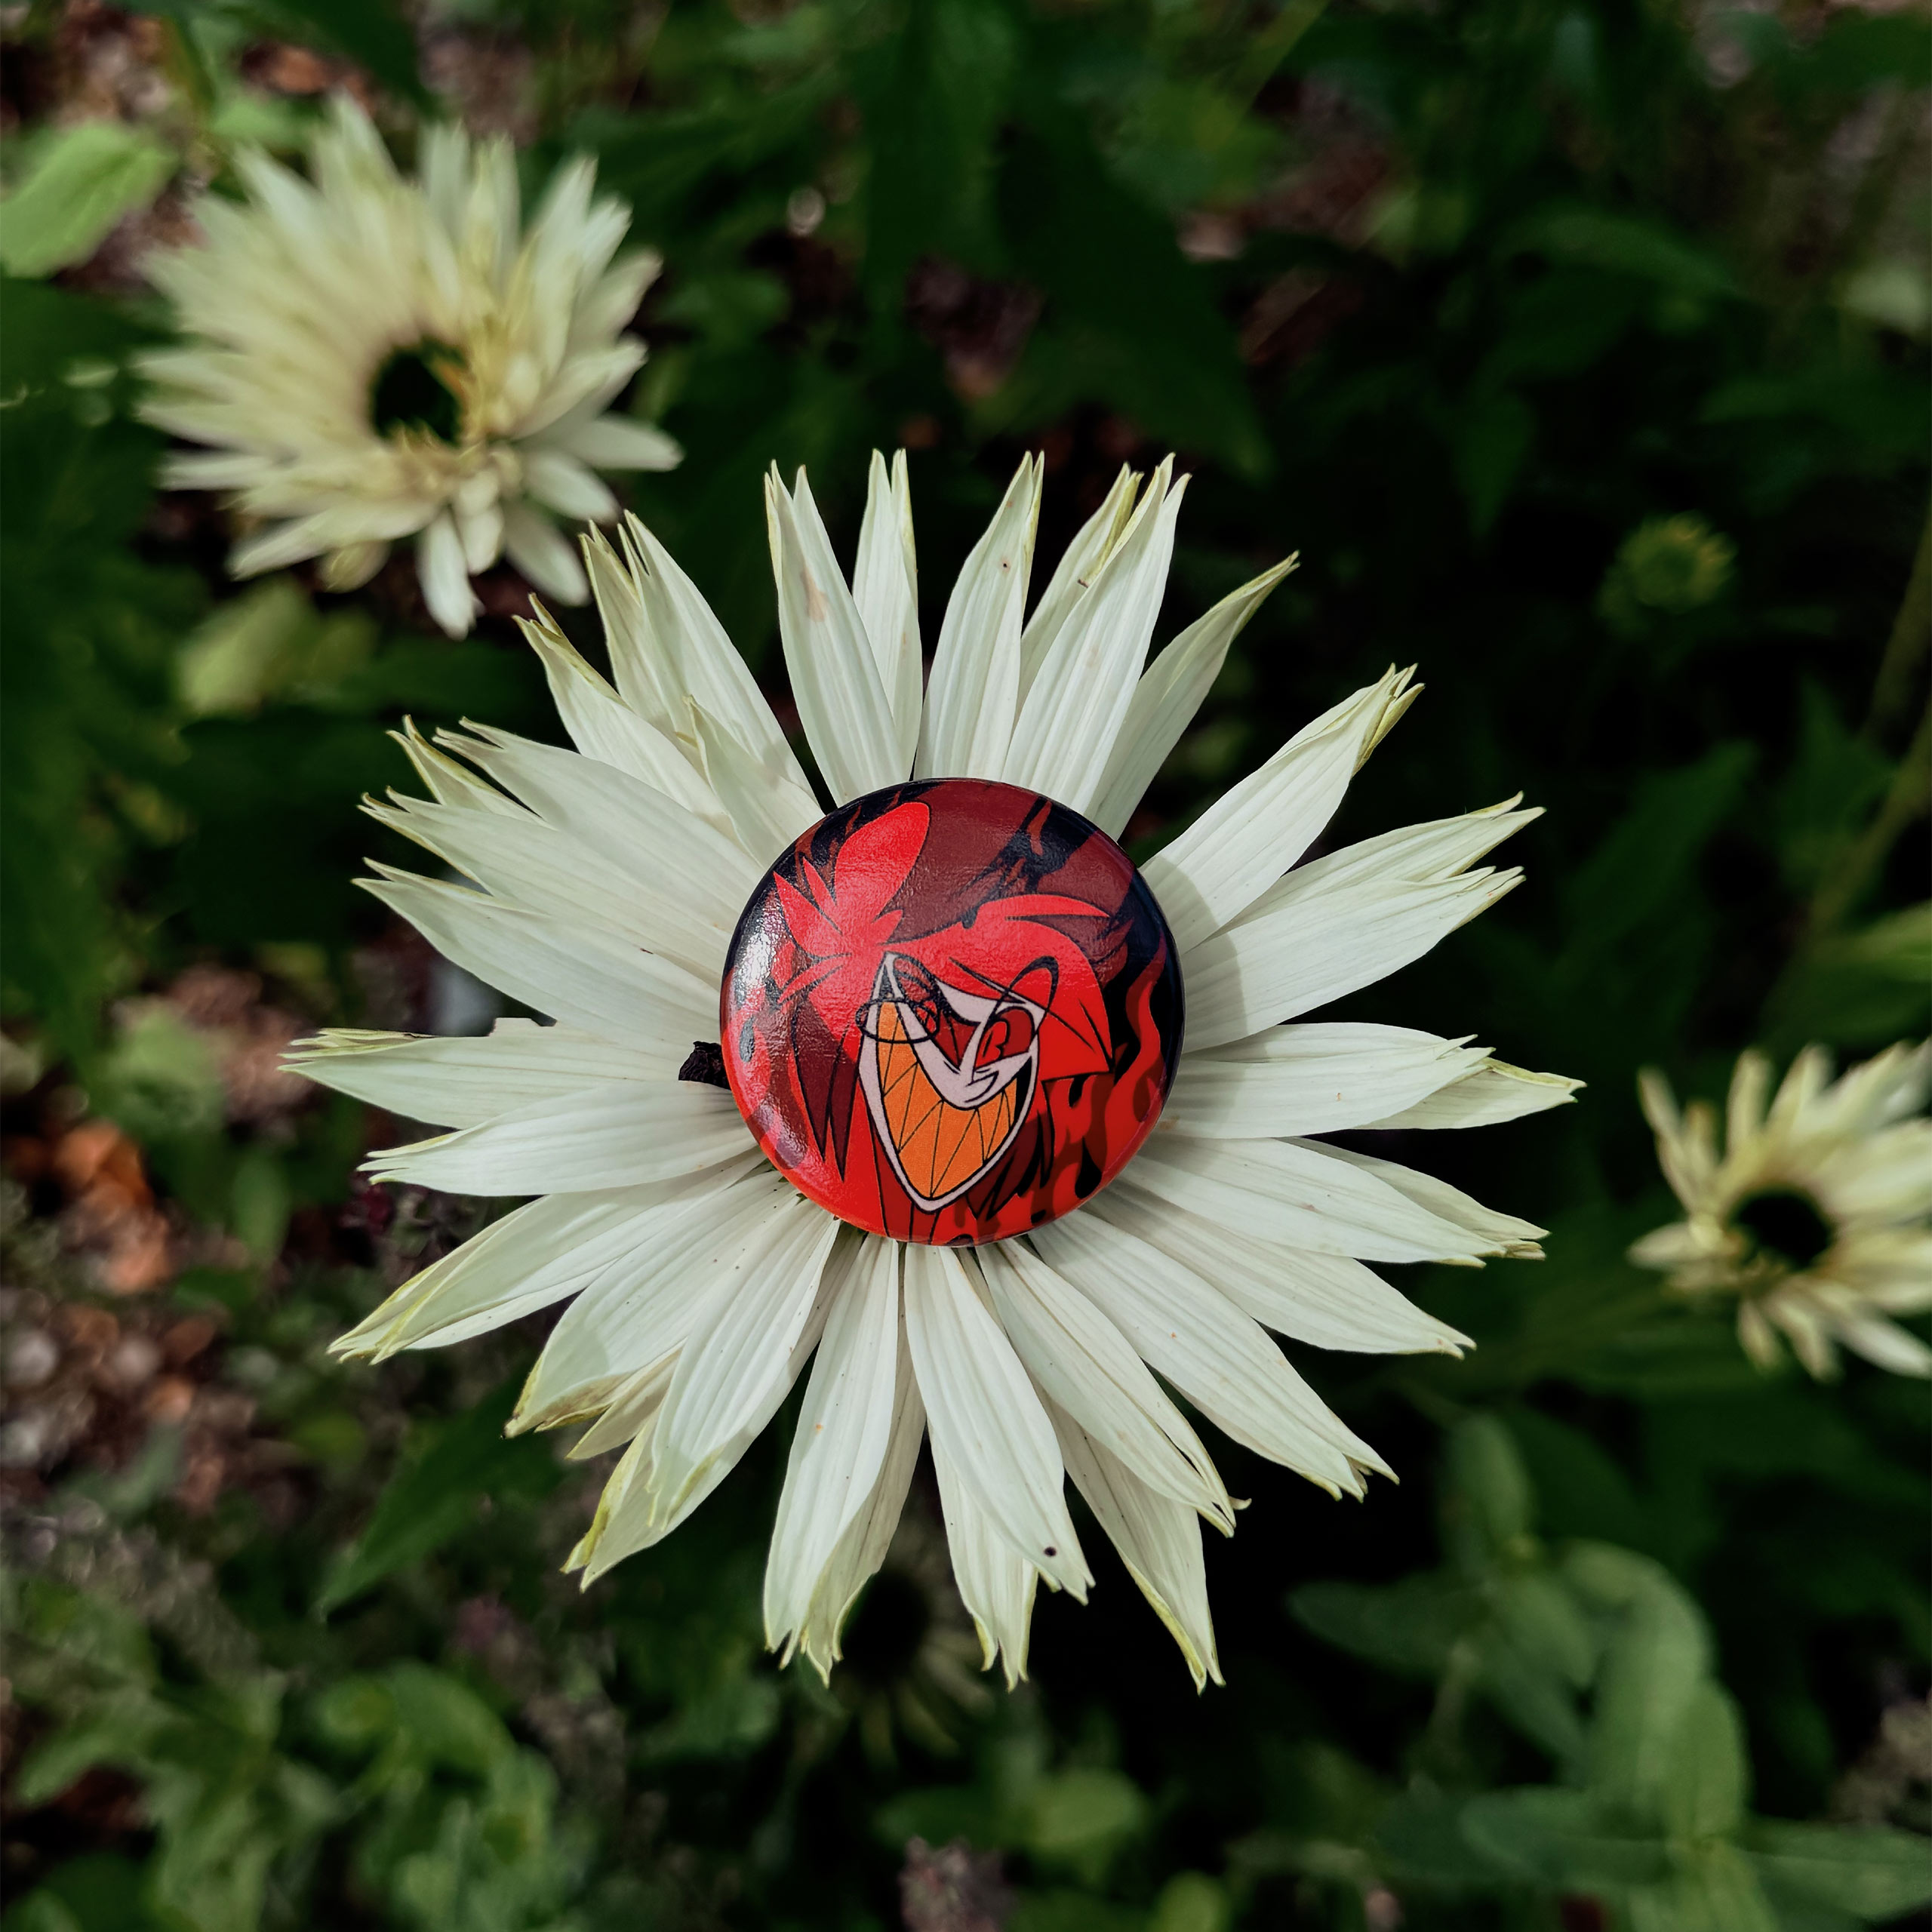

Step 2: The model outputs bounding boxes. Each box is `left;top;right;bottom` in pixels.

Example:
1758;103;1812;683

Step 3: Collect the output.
719;779;1183;1247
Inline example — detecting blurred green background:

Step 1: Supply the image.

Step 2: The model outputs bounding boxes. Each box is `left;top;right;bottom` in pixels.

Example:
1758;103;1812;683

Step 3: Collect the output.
1;0;1928;1927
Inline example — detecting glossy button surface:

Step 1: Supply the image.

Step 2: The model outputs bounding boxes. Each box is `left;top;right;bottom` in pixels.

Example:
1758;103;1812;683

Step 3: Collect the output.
720;779;1183;1246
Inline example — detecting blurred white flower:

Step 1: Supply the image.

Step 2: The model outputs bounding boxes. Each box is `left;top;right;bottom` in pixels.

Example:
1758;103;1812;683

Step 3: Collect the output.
1632;1043;1932;1378
138;97;678;635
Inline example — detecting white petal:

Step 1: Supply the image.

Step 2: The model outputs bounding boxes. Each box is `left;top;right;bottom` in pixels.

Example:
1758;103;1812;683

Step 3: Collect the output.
616;515;814;797
977;1239;1232;1527
1098;1177;1472;1355
417;512;479;638
1182;868;1522;1051
1002;462;1183;815
901;1243;1089;1598
933;1438;1040;1687
1244;798;1540;910
568;1352;677;1460
688;703;823;866
1088;555;1298;840
1031;1209;1377;1494
1017;464;1140;701
1142;669;1417;953
433;722;758;976
1831;1312;1932;1377
524;448;620;523
288;1019;667;1128
391;718;522;817
851;450;922;778
503;501;590;604
764;1235;903;1657
916;457;1041;781
364;1079;753;1195
334;1174;748;1361
360;866;715;1054
798;1317;928;1679
516;1169;792;1430
1048;1397;1222;1690
1127;1134;1506;1264
558;412;682;471
1308;1142;1546;1257
767;469;900;802
1166;1023;1487;1138
646;1192;843;1519
517;609;731;827
1362;1059;1583;1130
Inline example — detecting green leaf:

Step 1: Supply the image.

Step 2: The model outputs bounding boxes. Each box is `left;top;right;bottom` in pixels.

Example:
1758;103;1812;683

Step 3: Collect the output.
1023;1769;1149;1886
1506;203;1740;300
1149;1873;1231;1932
1288;1573;1478;1678
1586;1565;1712;1820
1454;388;1535;534
1460;1787;1672;1887
1661;1681;1749;1843
383;1663;513;1777
1445;1414;1536;1567
314;1380;560;1616
0;124;175;278
1628;1844;1780;1932
1745;1822;1932;1920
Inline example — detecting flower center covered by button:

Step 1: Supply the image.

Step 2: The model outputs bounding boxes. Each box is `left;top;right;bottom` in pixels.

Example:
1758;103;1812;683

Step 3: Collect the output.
720;779;1183;1247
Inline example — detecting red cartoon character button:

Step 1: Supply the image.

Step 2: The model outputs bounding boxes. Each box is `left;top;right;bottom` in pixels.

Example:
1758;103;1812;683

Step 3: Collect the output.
718;779;1184;1246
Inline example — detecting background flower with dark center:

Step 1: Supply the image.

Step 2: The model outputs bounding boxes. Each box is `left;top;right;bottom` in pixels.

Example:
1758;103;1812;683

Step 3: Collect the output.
137;97;678;636
1632;1043;1932;1377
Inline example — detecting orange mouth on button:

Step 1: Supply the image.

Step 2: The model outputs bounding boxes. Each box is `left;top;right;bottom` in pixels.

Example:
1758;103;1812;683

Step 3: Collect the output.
860;955;1040;1213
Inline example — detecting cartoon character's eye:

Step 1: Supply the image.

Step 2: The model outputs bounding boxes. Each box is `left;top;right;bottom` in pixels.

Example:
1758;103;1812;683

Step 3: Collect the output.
980;1008;1035;1063
893;958;944;1034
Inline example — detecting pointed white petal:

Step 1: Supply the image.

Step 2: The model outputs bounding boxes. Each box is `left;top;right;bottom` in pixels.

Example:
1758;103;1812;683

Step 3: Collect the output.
1832;1312;1932;1377
1362;1059;1583;1130
1123;1135;1505;1264
767;469;900;803
618;515;813;795
1003;463;1183;814
432;721;758;977
851;450;922;777
764;1235;903;1657
1166;1023;1487;1138
1031;1210;1378;1494
1142;669;1417;952
1307;1142;1546;1257
933;1439;1040;1687
977;1240;1232;1528
646;1191;843;1519
360;867;715;1057
516;1169;792;1431
901;1243;1089;1598
1048;1397;1222;1690
288;1019;666;1128
916;457;1040;781
332;1177;744;1361
798;1316;927;1679
364;1079;753;1195
1098;1177;1472;1355
689;702;823;866
1088;555;1298;840
1017;464;1140;701
1182;868;1523;1050
517;609;732;829
569;1354;677;1459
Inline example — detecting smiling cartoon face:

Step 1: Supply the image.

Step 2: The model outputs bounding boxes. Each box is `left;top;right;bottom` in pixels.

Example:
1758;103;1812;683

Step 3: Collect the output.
720;778;1183;1247
859;952;1047;1211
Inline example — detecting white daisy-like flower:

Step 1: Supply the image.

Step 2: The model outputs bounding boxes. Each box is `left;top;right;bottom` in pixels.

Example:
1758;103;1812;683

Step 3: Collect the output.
1632;1043;1932;1380
291;453;1578;1687
137;97;678;637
